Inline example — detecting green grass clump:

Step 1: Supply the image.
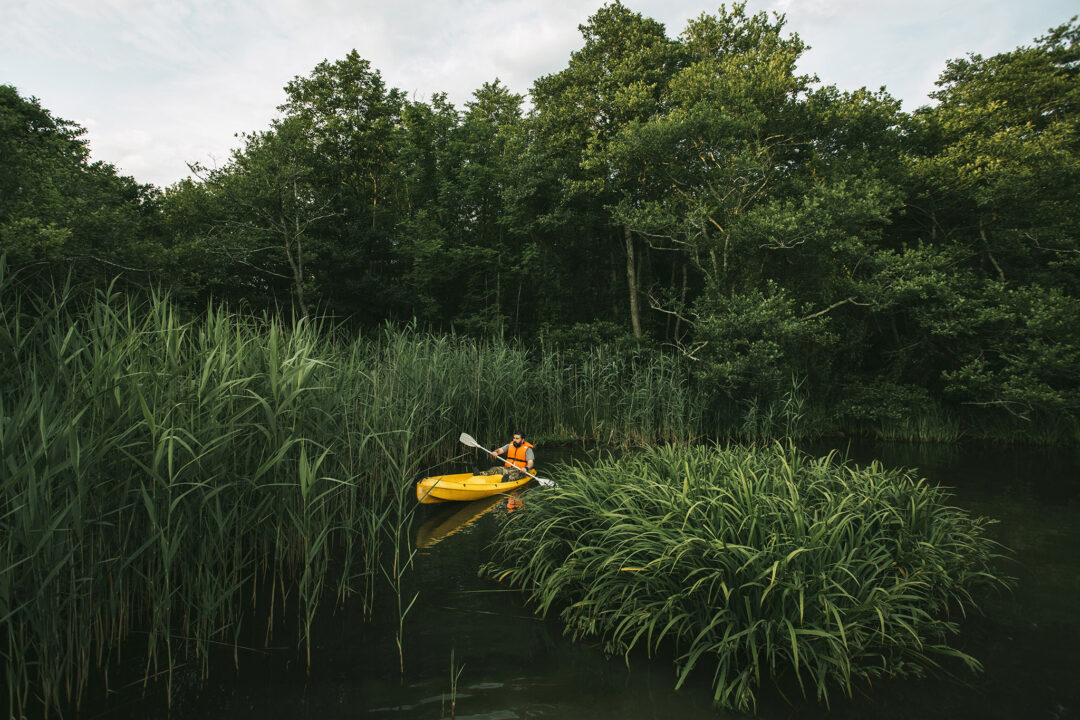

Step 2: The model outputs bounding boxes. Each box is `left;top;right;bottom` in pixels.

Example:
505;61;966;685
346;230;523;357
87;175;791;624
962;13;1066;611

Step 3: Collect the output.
482;443;1010;712
0;259;701;718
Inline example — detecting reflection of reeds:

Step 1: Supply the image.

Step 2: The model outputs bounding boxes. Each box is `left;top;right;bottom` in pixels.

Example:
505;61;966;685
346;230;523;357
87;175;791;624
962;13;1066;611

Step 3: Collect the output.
447;647;465;719
483;443;1011;712
0;263;701;717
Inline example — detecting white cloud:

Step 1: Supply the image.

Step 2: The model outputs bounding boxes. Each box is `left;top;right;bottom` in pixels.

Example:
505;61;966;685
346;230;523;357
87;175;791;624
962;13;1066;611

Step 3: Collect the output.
2;0;1075;187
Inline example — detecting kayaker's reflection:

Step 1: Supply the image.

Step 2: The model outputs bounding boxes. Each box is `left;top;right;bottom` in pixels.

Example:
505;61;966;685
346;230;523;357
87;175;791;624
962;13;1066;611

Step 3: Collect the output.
506;490;525;513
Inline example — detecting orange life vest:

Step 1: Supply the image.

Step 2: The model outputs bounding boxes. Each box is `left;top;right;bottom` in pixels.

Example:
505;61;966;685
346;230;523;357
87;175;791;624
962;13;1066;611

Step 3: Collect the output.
504;440;534;469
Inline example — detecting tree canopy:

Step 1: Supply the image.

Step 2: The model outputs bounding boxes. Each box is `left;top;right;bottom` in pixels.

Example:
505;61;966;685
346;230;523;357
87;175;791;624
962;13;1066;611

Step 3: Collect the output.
3;5;1078;439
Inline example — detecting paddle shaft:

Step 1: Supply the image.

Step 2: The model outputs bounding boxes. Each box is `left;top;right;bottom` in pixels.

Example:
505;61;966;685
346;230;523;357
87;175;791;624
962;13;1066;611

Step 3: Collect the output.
459;432;542;483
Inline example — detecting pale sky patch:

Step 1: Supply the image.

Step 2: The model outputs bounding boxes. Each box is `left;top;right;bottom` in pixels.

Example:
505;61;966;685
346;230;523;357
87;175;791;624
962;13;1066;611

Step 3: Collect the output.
1;0;1074;188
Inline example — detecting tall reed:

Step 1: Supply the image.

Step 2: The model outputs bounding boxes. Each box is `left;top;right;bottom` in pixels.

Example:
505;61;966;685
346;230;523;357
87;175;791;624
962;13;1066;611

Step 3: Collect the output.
482;443;1011;712
0;260;701;717
531;345;703;446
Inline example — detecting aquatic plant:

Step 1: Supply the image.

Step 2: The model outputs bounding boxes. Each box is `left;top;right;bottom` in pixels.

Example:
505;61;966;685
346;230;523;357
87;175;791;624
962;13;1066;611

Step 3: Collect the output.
0;263;701;717
482;443;1011;712
0;278;414;716
446;647;465;719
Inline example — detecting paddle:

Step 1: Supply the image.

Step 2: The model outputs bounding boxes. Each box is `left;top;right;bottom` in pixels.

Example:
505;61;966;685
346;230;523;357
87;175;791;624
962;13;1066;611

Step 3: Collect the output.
459;432;555;487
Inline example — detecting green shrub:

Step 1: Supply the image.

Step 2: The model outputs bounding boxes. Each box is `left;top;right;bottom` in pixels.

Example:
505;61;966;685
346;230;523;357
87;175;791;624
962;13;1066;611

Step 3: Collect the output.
483;443;1010;712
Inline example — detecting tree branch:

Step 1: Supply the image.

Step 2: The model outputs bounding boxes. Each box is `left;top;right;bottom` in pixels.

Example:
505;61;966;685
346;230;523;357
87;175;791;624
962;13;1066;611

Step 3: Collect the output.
663;339;708;362
961;399;1032;421
1027;232;1079;254
799;296;868;321
70;254;153;273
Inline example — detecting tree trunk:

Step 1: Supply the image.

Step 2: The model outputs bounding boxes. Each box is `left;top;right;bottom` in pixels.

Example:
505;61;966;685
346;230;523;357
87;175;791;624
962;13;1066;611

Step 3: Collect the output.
287;182;310;319
675;259;688;341
665;261;676;339
610;265;619;320
282;237;308;319
495;252;502;333
283;234;310;320
624;226;642;339
979;216;1006;283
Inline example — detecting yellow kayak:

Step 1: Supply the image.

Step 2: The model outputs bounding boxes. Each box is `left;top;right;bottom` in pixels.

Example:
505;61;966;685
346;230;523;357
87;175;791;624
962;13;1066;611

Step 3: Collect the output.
415;472;531;504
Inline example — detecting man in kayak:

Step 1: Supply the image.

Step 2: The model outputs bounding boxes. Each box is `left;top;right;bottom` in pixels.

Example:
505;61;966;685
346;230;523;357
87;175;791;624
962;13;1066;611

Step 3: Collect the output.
486;431;535;481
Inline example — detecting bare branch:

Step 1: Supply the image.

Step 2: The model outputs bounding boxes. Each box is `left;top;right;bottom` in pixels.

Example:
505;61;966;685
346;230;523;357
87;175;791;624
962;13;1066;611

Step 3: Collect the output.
645;289;694;325
800;296;868;321
961;399;1032;421
1027;231;1079;254
632;227;694;251
69;254;153;273
760;234;809;250
979;216;1006;283
662;339;708;362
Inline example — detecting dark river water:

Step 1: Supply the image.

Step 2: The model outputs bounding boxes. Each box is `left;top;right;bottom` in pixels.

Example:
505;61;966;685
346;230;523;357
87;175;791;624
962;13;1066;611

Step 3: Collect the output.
96;441;1079;720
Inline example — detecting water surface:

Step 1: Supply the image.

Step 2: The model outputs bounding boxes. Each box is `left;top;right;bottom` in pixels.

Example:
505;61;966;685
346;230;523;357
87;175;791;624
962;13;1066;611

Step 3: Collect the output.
97;442;1079;720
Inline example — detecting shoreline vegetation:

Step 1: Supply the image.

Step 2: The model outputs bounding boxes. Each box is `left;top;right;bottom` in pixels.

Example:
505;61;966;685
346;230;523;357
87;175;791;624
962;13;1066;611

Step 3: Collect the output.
1;3;1075;716
2;278;1018;717
482;444;1012;713
0;275;697;718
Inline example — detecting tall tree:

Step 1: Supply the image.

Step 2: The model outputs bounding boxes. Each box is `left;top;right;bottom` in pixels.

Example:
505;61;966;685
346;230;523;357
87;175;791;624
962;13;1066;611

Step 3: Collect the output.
607;5;907;403
447;81;528;332
907;19;1080;288
189;117;332;318
895;19;1080;419
530;2;679;337
0;85;159;283
278;50;408;322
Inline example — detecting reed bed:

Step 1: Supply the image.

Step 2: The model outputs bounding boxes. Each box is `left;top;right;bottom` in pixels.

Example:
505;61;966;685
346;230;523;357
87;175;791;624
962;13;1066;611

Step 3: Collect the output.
0;263;697;717
531;346;703;446
482;443;1011;712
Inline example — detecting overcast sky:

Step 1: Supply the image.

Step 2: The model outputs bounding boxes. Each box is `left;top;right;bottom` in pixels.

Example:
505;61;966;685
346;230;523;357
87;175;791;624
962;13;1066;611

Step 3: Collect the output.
2;0;1075;189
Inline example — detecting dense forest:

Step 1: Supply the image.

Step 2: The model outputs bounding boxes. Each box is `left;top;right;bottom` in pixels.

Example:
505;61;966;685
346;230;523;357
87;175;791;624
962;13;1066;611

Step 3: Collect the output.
3;3;1078;442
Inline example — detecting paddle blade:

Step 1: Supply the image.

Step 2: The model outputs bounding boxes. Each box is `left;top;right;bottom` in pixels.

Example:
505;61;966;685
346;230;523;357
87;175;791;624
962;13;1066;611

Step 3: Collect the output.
459;432;480;449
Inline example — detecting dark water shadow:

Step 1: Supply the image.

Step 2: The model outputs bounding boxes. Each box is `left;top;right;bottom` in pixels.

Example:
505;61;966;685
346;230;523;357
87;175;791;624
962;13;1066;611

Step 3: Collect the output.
83;441;1079;720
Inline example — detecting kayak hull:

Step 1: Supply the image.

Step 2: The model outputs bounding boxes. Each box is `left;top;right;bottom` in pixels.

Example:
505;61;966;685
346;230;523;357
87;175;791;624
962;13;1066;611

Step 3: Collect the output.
416;472;531;504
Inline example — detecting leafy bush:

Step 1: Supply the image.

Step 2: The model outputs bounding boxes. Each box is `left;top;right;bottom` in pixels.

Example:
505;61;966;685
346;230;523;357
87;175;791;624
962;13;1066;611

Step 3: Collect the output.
483;443;1010;712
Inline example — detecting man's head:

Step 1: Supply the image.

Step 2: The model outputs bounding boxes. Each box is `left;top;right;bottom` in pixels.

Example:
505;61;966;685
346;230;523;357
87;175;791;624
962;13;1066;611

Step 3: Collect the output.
512;432;523;447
